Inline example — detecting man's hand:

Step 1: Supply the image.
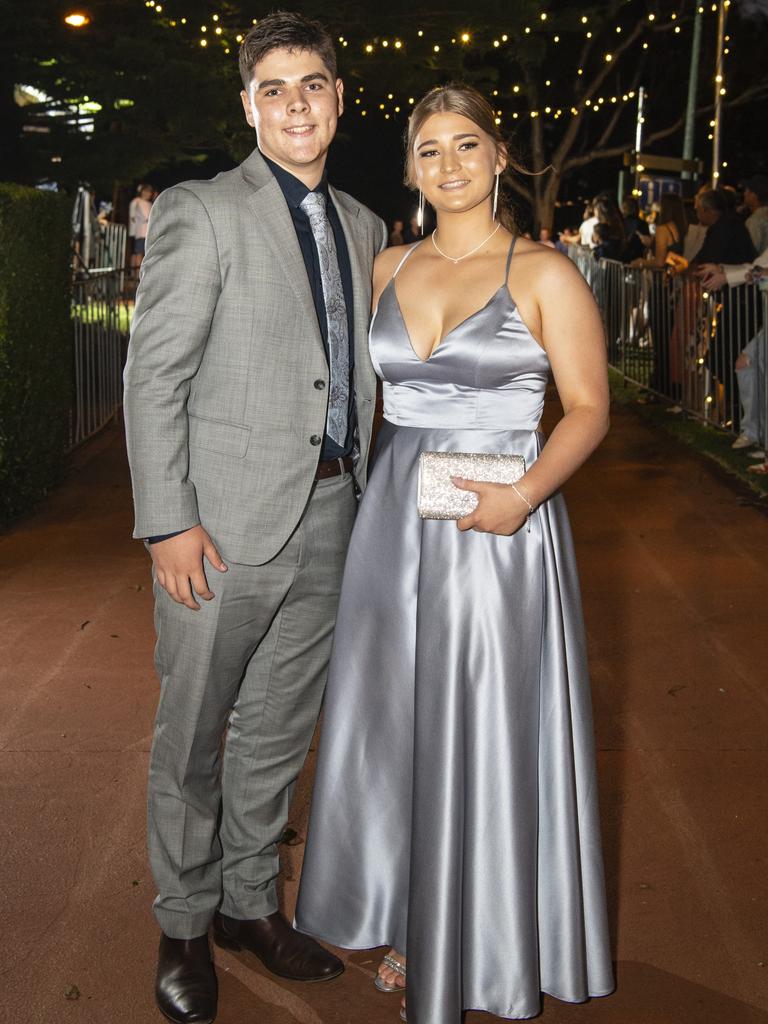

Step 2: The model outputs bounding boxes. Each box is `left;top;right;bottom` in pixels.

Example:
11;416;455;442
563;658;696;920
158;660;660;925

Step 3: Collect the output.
698;263;727;290
151;525;228;610
453;479;531;536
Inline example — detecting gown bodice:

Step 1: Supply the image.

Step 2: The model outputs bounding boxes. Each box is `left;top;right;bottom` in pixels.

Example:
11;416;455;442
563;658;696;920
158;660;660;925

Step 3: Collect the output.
369;238;551;432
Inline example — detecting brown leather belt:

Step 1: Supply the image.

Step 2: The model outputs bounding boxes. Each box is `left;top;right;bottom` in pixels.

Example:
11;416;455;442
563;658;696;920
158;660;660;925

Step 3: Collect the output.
315;455;354;480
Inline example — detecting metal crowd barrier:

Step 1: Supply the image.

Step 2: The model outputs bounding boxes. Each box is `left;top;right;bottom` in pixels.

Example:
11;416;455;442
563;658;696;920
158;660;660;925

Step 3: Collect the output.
70;270;130;450
569;245;768;447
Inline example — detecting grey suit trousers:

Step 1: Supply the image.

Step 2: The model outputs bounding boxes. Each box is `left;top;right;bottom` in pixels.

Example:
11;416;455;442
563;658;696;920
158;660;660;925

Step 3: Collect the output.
148;472;357;938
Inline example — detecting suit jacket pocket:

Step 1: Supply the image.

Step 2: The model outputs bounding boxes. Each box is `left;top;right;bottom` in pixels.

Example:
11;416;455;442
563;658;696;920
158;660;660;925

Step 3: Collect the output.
188;413;251;458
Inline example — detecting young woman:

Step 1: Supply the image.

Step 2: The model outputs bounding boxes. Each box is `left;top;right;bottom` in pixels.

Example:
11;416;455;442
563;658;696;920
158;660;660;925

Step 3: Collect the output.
647;193;688;394
295;84;614;1023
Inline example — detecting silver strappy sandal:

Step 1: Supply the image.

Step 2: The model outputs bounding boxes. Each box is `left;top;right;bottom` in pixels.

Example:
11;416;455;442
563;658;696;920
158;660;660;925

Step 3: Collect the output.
374;951;407;993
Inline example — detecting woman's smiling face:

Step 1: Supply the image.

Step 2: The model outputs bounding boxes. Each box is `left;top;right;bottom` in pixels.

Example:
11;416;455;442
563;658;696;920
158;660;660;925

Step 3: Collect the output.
411;111;505;215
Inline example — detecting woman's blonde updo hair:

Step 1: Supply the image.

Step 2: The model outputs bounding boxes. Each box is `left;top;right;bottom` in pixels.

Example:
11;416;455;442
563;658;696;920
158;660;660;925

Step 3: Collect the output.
405;83;523;232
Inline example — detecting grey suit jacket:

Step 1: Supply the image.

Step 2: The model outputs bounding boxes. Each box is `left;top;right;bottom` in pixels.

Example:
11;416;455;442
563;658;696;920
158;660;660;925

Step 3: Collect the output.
124;148;387;565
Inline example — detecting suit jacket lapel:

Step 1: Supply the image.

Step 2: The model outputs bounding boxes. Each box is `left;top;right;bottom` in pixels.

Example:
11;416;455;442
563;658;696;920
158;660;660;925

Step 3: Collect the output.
242;152;324;357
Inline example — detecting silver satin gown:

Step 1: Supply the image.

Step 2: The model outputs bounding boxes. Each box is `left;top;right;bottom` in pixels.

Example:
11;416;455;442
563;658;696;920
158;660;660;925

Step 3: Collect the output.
295;238;615;1022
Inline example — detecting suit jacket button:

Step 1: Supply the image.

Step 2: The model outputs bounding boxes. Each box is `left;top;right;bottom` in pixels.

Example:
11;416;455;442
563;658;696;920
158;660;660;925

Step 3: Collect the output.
314;379;326;390
310;434;322;446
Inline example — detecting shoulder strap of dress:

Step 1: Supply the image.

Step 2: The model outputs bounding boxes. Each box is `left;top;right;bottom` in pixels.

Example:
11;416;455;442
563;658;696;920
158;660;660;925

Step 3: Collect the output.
504;235;518;280
392;241;423;279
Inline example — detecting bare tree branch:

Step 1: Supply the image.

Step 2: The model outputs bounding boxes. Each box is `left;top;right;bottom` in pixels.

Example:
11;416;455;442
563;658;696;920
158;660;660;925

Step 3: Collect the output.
562;83;768;170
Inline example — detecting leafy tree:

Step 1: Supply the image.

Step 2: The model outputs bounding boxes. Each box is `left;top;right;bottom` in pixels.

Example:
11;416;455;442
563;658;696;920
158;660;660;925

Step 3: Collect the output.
4;0;767;229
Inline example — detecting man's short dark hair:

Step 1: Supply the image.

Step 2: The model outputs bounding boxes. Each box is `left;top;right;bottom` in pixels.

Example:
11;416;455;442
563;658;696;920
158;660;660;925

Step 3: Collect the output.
238;11;338;90
698;189;728;214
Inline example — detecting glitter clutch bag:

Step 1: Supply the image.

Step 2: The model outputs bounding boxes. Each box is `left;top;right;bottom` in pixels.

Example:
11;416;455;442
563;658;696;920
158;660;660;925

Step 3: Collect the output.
417;451;526;520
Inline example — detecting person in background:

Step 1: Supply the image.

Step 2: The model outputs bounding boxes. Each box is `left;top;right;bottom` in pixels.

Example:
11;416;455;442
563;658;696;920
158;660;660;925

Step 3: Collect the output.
693;189;756;266
592;222;623;261
389;218;405;246
579;201;597;248
128;182;154;277
559;224;581;246
403;213;422;244
594;195;627;260
700;248;768;463
650;193;687;268
646;194;688;395
742;174;768;256
621;195;641;238
538;226;556;248
683;184;710;263
621;194;650;262
693;189;757;428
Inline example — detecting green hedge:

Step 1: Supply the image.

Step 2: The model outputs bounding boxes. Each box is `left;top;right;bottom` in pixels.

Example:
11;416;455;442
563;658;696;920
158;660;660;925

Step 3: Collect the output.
0;183;72;526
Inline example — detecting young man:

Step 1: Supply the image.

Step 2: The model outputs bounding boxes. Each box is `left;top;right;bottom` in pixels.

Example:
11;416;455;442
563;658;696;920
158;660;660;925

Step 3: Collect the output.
123;13;386;1023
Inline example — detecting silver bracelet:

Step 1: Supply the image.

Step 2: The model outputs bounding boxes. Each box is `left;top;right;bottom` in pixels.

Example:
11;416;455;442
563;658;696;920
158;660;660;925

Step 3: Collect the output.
510;482;535;515
510;482;535;532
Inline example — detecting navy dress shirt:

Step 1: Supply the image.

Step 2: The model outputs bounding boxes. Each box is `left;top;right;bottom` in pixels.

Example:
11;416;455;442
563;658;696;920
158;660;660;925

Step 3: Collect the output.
262;154;356;462
147;154;356;544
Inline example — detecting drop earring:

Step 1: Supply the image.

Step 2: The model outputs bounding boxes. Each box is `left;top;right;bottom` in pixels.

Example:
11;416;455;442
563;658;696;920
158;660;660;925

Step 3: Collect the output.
418;190;425;235
492;173;500;221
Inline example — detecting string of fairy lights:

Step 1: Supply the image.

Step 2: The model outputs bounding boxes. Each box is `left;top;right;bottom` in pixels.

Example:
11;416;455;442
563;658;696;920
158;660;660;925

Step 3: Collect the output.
136;0;731;130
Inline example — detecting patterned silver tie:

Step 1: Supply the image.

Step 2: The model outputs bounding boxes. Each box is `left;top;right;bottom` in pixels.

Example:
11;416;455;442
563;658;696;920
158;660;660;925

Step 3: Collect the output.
300;191;349;446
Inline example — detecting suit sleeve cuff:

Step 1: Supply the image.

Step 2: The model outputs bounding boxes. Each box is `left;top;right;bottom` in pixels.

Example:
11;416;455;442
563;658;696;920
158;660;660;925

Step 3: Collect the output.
145;528;192;544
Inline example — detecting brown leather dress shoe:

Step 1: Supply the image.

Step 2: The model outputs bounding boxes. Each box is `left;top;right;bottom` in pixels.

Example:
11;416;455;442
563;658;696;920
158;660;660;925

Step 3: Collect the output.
155;933;217;1024
213;911;343;983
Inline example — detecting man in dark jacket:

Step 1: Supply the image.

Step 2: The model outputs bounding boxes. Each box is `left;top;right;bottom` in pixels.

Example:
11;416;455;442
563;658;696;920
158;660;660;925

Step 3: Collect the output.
693;189;756;266
693;189;758;429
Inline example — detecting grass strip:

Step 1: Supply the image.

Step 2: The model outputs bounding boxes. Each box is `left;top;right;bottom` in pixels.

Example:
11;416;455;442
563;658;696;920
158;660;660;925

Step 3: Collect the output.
609;368;768;501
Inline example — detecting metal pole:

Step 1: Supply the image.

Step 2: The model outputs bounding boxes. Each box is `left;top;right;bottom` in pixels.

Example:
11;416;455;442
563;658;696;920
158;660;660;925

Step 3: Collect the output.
682;2;703;181
634;86;646;194
712;0;728;186
635;85;646;153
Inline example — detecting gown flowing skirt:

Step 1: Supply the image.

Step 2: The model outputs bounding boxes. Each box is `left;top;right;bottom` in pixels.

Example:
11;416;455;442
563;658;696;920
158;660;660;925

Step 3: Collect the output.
295;419;615;1022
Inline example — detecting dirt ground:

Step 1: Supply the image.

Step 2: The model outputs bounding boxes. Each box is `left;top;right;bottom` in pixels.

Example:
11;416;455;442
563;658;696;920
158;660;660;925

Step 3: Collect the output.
1;403;766;1024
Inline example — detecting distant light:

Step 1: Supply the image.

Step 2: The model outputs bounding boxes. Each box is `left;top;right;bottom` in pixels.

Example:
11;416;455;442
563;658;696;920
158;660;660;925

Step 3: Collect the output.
64;12;90;27
460;32;470;43
433;44;440;52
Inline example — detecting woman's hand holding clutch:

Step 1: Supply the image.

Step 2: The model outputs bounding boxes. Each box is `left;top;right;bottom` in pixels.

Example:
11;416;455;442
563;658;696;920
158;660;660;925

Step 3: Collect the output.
452;478;533;536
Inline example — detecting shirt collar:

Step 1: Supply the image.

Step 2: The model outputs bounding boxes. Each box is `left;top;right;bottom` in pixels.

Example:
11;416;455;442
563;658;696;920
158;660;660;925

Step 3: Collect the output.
261;152;329;210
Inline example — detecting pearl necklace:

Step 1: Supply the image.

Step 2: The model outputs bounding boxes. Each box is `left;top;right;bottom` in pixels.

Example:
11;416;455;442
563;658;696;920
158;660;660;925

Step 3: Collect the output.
430;222;502;264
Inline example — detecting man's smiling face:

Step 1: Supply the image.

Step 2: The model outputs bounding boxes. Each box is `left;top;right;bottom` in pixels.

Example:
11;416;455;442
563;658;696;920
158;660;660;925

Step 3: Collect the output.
241;47;344;187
